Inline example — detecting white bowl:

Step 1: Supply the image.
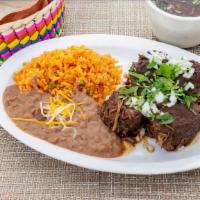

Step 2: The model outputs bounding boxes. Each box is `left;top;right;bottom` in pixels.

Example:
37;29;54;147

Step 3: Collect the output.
146;0;200;48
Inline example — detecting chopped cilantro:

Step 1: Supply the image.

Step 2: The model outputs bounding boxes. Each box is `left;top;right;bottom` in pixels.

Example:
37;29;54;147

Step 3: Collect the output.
173;64;183;77
156;63;183;80
153;77;175;92
156;112;174;124
156;63;173;79
119;86;138;95
130;72;149;82
129;66;136;73
194;92;200;98
146;91;157;103
181;95;194;108
119;53;198;125
144;71;150;76
119;95;127;100
147;58;157;69
141;87;149;97
125;97;132;106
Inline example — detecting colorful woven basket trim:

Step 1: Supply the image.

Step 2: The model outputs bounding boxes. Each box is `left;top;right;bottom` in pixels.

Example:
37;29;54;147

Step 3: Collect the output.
0;0;65;63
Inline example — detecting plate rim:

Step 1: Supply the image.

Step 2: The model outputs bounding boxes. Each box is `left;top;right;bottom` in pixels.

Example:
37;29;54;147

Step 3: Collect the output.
0;34;200;175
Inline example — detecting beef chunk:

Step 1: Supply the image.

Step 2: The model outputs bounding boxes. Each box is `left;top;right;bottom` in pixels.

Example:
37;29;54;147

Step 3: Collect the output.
126;55;150;87
132;55;149;74
147;104;200;151
192;102;200;114
99;92;143;137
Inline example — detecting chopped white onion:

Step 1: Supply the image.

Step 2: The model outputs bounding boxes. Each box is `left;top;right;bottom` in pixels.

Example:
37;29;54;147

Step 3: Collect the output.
142;102;151;117
155;92;165;104
184;82;194;91
151;103;160;114
168;58;192;71
147;51;169;64
183;68;195;79
130;97;137;107
166;91;177;107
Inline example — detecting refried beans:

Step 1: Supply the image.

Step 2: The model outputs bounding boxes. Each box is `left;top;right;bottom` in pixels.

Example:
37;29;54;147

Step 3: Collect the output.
3;85;123;158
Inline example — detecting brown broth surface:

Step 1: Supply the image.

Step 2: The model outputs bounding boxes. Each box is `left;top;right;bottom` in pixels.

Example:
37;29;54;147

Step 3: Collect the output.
153;0;200;17
3;85;123;158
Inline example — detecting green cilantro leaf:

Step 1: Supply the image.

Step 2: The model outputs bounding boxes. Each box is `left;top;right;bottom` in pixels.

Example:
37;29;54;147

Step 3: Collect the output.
130;72;149;82
194;92;200;98
118;86;138;95
129;66;136;73
125;97;132;106
173;64;183;77
156;63;175;79
181;95;195;108
156;63;183;80
156;112;174;124
118;95;127;100
153;77;174;92
147;58;157;69
141;87;148;97
144;71;150;76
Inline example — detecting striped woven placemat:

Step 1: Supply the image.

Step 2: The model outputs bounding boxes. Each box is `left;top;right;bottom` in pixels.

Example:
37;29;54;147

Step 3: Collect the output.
0;0;200;199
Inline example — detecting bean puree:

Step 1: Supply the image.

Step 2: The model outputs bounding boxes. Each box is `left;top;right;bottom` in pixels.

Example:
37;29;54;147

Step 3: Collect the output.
3;85;123;158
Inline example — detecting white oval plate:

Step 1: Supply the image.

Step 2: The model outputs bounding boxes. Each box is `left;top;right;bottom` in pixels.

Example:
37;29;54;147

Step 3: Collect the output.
0;34;200;175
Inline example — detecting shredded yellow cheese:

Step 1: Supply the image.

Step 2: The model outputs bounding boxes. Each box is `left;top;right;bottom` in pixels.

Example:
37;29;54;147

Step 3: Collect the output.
46;96;82;125
12;118;79;126
13;94;84;129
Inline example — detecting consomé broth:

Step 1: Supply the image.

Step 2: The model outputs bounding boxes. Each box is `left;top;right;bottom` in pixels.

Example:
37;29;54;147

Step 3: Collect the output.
152;0;200;17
